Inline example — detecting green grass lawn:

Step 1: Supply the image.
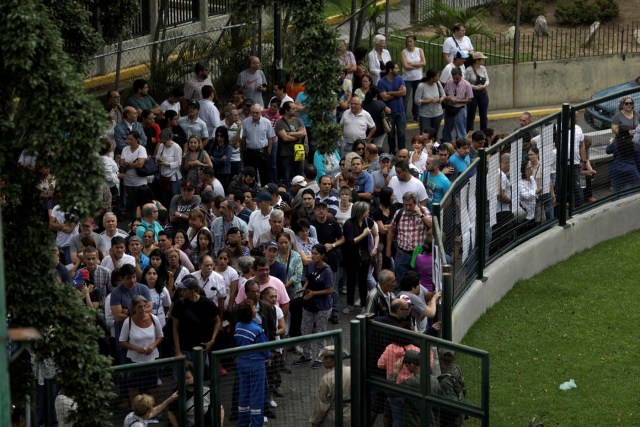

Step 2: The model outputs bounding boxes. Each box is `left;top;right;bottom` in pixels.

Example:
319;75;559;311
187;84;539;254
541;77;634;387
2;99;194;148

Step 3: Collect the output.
461;229;640;426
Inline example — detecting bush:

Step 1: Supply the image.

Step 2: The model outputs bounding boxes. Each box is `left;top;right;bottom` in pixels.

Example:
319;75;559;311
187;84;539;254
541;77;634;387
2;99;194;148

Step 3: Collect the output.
555;0;619;25
499;0;545;25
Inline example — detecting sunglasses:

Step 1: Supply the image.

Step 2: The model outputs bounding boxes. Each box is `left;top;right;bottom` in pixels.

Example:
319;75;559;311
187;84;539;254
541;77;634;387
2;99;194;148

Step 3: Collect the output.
624;102;634;105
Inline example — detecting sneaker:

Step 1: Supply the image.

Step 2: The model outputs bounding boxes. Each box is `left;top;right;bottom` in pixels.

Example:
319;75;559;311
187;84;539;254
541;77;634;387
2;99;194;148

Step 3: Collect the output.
269;400;278;408
264;408;276;419
342;306;352;315
341;288;347;294
330;315;341;324
354;298;361;307
294;345;303;355
264;416;268;423
311;360;323;369
293;356;312;365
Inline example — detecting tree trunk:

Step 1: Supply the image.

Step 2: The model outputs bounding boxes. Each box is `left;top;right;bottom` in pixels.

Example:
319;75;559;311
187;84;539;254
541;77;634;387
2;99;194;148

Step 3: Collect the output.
354;0;368;49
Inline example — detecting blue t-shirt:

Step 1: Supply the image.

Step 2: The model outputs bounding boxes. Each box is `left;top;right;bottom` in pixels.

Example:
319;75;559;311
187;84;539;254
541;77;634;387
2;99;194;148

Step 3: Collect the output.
354;171;374;194
449;153;470;174
378;75;406;114
424;172;452;211
305;263;333;312
295;91;312;128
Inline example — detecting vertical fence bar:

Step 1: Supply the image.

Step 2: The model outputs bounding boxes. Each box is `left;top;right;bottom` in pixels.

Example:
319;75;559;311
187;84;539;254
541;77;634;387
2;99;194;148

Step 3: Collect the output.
176;357;187;427
476;149;487;279
442;264;453;341
335;334;344;427
350;319;361;427
558;103;570;226
481;352;491;427
568;106;576;215
45;378;55;427
193;346;205;427
211;348;221;427
0;209;10;427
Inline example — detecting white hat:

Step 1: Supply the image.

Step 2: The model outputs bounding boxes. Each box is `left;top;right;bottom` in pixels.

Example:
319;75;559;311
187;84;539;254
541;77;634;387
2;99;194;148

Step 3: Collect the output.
291;175;307;187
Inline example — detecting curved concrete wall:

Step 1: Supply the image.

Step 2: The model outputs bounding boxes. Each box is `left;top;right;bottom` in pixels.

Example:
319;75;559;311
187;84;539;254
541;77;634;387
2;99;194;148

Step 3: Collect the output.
452;193;640;342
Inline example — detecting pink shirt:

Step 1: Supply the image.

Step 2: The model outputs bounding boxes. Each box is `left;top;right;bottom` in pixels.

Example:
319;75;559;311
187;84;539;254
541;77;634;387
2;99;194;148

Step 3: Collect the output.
377;343;434;383
234;275;291;307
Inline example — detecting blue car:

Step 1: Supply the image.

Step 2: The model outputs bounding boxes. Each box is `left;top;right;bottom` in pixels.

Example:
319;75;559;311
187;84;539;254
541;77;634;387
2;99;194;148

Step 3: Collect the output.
584;76;640;130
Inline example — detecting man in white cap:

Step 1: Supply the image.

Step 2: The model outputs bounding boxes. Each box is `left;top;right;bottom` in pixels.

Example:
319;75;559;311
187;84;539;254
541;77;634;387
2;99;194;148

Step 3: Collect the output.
309;345;352;427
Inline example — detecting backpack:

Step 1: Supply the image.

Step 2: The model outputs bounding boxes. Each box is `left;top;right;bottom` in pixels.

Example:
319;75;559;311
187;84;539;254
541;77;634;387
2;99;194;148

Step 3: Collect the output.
438;365;466;402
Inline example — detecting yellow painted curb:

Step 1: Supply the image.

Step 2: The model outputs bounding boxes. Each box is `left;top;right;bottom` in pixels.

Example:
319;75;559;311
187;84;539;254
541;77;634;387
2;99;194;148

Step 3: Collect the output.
405;107;562;131
84;64;150;90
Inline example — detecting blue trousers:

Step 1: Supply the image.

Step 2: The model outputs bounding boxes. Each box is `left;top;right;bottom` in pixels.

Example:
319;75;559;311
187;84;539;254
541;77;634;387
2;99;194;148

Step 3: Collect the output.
388;111;407;154
467;89;489;132
443;108;467;143
394;249;413;289
237;361;265;427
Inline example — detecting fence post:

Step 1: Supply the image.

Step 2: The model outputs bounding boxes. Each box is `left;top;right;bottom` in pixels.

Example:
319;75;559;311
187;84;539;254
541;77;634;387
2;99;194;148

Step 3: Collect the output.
442;264;453;341
481;353;491;427
476;149;487;280
558;103;570;226
193;346;205;427
176;357;187;427
199;0;208;29
410;0;418;24
349;319;361;427
356;314;371;424
44;378;55;427
210;348;222;427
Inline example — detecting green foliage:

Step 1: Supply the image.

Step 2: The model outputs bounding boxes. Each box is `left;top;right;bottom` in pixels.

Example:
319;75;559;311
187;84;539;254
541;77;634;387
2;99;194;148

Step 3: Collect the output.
554;0;619;25
288;0;342;155
499;0;545;25
96;0;141;44
0;0;114;425
463;229;640;425
419;2;493;39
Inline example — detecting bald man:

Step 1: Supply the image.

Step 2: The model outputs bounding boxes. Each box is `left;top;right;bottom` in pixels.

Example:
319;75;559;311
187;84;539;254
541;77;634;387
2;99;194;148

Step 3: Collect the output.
237;56;268;108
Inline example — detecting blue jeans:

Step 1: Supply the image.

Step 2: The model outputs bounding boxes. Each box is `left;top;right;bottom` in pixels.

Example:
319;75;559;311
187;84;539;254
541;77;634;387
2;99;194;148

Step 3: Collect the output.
331;269;340;318
403;80;421;121
388;395;405;427
419;115;443;136
270;141;278;184
467;89;489;132
394;249;413;289
388;111;407;154
443;107;467;142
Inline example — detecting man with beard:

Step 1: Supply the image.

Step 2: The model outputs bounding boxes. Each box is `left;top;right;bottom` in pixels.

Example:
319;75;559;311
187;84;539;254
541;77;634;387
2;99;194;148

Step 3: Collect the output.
225;227;250;270
211;198;249;253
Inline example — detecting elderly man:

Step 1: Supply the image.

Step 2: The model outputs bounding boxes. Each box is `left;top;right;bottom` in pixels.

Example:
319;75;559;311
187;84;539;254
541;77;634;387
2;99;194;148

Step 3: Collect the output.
340;97;376;155
192;255;227;316
178;101;209;146
442;68;473;143
364;269;396;318
309;346;352;427
105;90;123;126
388;160;428;206
100;214;128;252
211;198;249;253
257;209;297;250
248;191;274;248
386;192;432;284
169;180;202;231
378;61;407;154
514;111;539;137
76;246;111;308
242;103;276;186
136;203;164;241
237;56;268;107
70;218;106;265
113;106;147;156
183;62;212;103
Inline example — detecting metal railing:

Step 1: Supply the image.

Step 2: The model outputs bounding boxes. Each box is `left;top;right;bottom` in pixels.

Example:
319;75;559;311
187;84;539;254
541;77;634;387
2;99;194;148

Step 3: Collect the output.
353;315;490;426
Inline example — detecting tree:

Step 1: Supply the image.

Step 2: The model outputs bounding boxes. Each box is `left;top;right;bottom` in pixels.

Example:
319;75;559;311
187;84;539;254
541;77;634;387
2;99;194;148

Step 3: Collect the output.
1;0;114;426
419;2;493;39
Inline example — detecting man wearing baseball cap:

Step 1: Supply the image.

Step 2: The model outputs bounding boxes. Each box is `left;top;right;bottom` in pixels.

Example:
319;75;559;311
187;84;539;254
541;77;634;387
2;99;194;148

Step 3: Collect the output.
310;345;352;426
169;180;201;231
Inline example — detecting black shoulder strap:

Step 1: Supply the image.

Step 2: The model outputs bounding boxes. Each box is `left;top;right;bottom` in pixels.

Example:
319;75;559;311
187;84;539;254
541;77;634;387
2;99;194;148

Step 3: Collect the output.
394;208;404;227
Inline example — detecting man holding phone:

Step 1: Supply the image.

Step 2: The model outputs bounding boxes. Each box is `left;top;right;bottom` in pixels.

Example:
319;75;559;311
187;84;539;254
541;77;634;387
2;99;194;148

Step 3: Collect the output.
237;56;268;108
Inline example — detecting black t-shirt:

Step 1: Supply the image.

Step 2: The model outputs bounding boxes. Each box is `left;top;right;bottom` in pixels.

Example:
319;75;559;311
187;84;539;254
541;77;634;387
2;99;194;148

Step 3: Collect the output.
363;99;387;138
313;219;344;270
172;296;218;351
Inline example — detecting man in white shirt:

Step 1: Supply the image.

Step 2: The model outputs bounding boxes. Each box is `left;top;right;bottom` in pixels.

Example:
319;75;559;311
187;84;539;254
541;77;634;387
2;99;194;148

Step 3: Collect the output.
100;212;128;251
248;191;274;248
193;255;226;317
101;236;135;272
340;97;376;155
198;85;221;145
442;23;474;64
440;51;467;84
388;160;428;206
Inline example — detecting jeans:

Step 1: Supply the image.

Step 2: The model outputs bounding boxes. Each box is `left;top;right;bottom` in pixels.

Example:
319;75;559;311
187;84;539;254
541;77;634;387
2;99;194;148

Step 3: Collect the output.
443;107;467;143
394;249;413;288
572;164;584;208
388;111;407;154
467;89;489;131
403;80;421;121
388;395;405;427
419;115;443;136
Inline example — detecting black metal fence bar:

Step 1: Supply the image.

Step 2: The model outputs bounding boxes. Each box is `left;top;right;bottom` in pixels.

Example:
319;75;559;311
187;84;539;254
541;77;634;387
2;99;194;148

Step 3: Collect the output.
208;0;230;16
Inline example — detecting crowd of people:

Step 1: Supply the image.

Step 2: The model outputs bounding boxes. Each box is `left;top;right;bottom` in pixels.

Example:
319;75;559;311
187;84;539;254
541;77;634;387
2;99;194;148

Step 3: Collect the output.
30;22;627;427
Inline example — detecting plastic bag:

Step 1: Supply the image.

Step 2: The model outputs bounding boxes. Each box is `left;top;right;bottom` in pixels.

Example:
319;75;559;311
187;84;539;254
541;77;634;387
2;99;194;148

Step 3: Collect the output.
559;379;577;390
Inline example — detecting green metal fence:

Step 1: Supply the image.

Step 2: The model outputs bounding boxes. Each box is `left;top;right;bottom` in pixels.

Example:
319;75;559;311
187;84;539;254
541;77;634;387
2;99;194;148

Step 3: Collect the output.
352;315;490;426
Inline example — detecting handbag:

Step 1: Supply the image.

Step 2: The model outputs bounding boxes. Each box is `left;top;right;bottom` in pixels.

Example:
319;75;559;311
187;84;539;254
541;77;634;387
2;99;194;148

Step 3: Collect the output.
382;114;393;134
293;143;306;162
136;156;158;177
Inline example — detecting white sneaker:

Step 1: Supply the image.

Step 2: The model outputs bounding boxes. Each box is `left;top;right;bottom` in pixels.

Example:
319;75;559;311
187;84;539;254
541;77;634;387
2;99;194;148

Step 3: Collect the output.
354;298;361;307
342;306;352;315
264;416;269;423
269;400;278;408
